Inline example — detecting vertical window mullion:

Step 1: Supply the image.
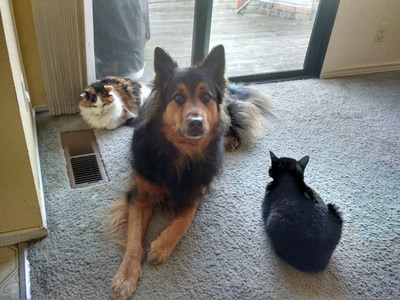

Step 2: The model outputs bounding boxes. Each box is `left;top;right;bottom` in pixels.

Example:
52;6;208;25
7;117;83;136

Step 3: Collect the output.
303;0;340;77
191;0;213;66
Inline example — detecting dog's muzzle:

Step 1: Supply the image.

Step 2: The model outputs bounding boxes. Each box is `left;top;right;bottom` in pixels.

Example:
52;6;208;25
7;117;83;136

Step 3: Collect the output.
186;116;205;138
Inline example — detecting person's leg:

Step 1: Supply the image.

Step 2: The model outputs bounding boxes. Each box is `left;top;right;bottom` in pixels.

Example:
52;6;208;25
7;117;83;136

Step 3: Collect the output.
93;0;150;79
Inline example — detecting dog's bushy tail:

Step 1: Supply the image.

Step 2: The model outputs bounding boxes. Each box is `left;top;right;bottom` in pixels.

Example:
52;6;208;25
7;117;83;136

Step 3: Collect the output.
225;83;272;148
106;195;129;249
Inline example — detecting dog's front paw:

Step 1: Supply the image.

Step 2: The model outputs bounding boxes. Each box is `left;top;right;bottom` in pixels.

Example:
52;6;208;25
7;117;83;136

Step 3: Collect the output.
111;264;141;300
147;239;174;265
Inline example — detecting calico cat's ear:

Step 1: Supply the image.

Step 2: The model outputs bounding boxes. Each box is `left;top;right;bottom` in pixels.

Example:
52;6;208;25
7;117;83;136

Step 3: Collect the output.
104;85;113;94
298;156;309;170
154;47;177;85
270;151;279;163
80;91;90;100
201;45;225;90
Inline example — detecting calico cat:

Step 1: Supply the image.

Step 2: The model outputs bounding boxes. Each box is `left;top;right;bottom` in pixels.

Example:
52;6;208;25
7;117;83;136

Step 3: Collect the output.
79;76;151;129
262;152;343;272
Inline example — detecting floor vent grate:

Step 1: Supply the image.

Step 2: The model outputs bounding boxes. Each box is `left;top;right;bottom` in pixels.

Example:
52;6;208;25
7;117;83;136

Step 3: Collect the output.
60;130;108;188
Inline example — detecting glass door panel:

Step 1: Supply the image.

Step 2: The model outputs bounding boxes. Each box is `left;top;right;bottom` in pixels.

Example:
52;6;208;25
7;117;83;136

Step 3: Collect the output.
142;0;195;82
92;0;195;82
209;0;318;77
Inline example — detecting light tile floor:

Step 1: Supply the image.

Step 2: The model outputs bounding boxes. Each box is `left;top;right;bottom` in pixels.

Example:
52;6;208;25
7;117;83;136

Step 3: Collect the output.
0;245;19;300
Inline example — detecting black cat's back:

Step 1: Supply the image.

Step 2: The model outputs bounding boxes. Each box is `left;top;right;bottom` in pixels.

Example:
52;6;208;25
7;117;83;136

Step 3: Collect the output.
263;152;343;272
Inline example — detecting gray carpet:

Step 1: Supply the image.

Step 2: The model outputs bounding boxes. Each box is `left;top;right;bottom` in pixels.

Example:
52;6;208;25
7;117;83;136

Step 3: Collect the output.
30;71;400;300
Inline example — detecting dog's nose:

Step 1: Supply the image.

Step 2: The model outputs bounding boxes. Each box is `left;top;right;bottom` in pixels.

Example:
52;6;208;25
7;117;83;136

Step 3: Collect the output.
188;117;203;130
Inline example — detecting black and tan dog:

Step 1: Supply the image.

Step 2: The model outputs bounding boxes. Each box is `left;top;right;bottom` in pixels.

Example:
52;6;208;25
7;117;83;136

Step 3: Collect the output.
109;45;271;299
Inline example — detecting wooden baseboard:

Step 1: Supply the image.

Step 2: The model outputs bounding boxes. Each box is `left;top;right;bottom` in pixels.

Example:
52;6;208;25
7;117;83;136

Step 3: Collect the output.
33;104;49;112
0;227;48;247
320;62;400;78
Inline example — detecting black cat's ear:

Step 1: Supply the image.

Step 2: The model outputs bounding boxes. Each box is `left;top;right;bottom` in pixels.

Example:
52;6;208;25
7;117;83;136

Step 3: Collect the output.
270;151;279;163
298;156;309;169
201;45;226;91
154;47;177;85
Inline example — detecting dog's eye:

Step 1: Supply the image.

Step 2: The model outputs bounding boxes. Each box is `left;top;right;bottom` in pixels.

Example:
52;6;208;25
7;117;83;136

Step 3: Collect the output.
173;94;185;105
91;94;97;102
200;93;211;103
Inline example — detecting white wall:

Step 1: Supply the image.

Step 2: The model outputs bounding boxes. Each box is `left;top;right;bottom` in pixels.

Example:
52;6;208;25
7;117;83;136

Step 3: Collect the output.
321;0;400;78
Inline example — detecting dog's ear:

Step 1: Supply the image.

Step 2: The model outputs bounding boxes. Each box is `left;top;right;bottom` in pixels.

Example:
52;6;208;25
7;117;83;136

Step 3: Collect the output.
201;45;226;91
298;156;309;170
154;47;177;86
270;151;279;163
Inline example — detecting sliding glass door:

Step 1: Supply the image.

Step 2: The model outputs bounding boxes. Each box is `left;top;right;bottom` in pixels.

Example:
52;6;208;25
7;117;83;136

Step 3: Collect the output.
89;0;339;83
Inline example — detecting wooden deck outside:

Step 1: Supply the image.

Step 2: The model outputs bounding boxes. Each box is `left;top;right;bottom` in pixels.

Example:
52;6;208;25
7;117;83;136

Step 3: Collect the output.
142;0;316;82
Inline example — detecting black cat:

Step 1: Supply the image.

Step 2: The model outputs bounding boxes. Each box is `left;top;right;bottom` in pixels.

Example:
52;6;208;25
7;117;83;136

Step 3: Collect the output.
262;152;343;272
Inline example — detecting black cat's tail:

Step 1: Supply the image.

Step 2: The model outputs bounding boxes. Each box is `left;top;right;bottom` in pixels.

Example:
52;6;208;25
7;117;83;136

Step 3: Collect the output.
327;203;343;225
224;83;273;148
327;203;343;259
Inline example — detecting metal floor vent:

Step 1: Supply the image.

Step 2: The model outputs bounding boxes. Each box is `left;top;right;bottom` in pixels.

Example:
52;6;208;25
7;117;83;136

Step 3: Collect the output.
60;130;108;188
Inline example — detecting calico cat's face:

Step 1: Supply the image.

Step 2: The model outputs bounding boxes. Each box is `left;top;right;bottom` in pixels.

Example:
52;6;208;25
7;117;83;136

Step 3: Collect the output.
269;151;309;180
79;83;114;110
